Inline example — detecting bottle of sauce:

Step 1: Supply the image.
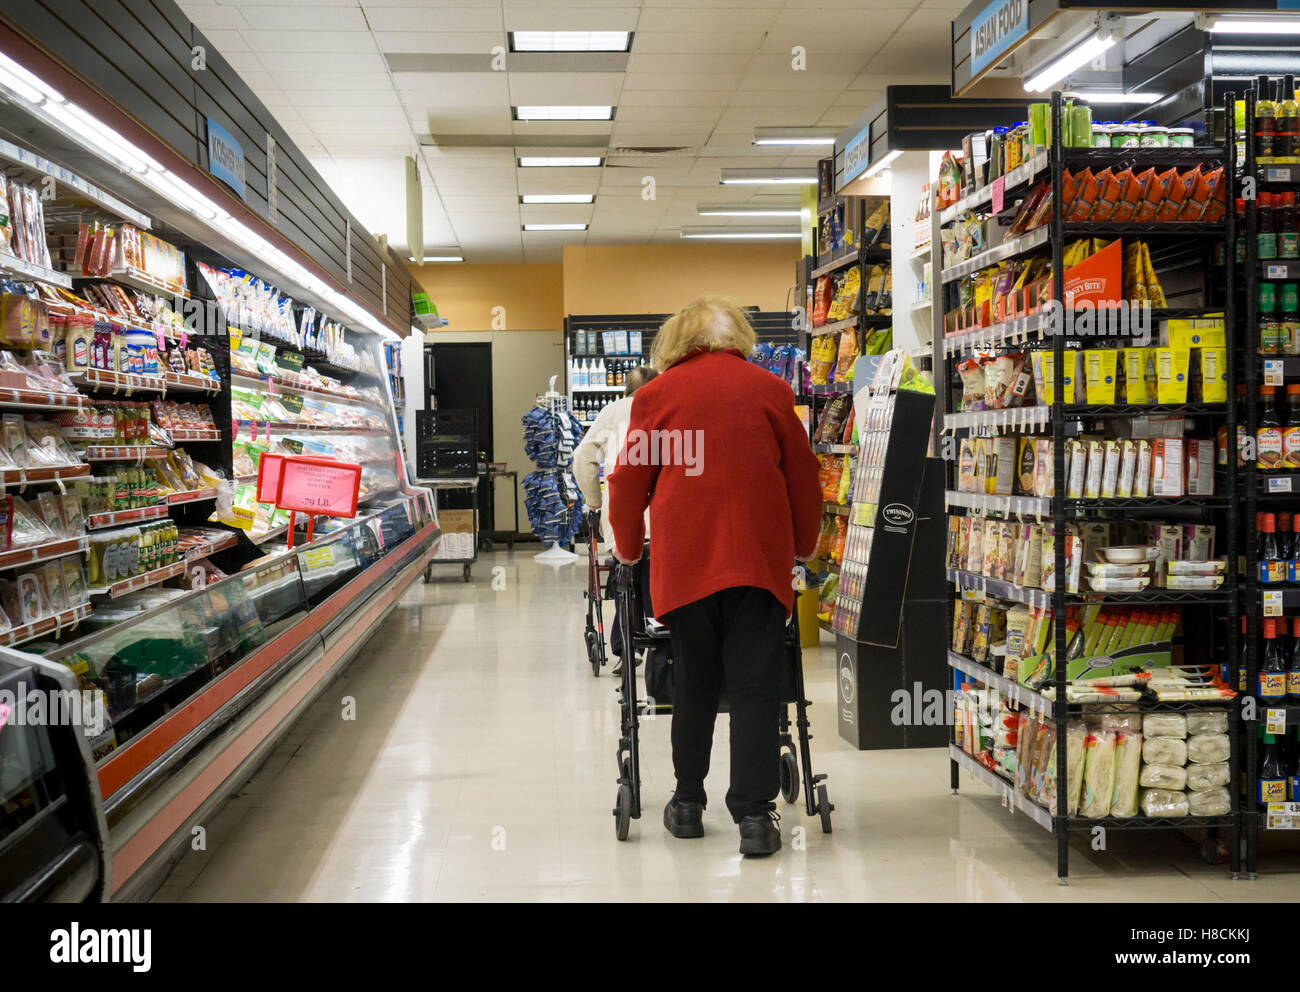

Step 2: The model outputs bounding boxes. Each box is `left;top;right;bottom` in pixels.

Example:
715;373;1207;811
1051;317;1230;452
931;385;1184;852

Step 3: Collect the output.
1258;386;1283;470
1239;616;1249;693
1285;386;1300;470
1282;193;1299;259
1281;283;1299;354
1281;513;1295;568
1258;75;1278;160
1290;618;1300;701
1260;512;1284;582
1259;282;1279;353
1260;733;1287;804
1282;74;1299;158
1290;733;1300;800
1258;192;1278;259
1236;197;1248;265
1262;619;1289;699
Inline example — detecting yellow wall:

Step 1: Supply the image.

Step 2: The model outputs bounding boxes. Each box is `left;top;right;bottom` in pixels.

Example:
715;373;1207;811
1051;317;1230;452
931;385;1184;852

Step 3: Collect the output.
562;243;800;315
408;263;563;331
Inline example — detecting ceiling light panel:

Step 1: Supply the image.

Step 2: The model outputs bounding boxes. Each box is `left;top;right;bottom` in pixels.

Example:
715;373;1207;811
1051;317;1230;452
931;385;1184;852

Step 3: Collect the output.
509;31;632;52
514;105;614;121
523;223;588;231
521;194;595;204
518;156;604;167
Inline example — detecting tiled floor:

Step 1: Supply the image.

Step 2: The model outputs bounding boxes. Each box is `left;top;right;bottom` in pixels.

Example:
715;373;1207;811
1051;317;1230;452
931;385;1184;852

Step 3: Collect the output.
152;550;1300;902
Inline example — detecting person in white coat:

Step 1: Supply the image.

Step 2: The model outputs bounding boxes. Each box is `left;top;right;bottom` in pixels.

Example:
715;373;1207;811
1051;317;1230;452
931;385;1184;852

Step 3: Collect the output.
574;365;657;673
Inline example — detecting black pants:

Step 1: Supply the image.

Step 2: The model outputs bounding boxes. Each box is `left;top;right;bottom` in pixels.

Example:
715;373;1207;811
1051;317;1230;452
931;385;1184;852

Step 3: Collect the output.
609;556;653;659
664;586;786;822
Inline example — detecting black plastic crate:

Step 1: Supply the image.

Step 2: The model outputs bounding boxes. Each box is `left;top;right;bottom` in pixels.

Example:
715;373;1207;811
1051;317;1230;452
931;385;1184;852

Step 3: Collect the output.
417;409;477;443
417;441;476;479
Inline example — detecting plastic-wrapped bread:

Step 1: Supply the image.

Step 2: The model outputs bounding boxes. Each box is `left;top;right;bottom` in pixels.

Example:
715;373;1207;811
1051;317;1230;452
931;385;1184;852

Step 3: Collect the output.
1187;787;1231;816
1064;719;1087;816
1080;729;1117;818
1016;715;1039;796
1186;761;1231;792
1141;736;1188;766
1141;788;1190;817
1138;762;1188;791
1186;710;1229;735
1187;733;1230;764
1110;730;1143;817
1142;713;1187;739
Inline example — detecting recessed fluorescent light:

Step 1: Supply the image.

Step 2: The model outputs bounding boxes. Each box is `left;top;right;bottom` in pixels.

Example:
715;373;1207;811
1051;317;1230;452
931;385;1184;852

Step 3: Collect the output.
861;149;902;180
518;156;604;168
514;105;613;122
521;194;595;204
0;52;63;104
752;127;838;146
681;226;800;240
719;168;818;186
523;223;588;231
1209;18;1300;34
1065;91;1161;104
1024;33;1117;93
697;204;802;218
509;31;632;52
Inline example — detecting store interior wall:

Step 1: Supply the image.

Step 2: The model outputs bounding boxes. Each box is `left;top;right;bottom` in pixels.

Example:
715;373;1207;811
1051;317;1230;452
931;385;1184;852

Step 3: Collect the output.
409;264;564;332
889;150;946;356
421;329;564;534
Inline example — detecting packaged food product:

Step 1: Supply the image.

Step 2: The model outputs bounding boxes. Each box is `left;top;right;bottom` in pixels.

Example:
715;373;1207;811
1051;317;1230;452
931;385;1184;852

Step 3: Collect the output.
1079;729;1117;818
1186;761;1230;791
1185;710;1229;735
60;558;86;606
16;571;43;623
1142;735;1188;766
1155;166;1199;221
38;562;66;613
1140;788;1190;817
1139;763;1188;790
1110;730;1143;817
1143;712;1187;739
1186;733;1230;764
1187;787;1231;816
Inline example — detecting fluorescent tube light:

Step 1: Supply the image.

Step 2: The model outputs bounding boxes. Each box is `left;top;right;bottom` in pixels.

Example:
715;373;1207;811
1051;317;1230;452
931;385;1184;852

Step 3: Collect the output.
408;255;464;263
697;204;801;217
719;168;818;185
1065;91;1161;104
861;149;901;179
1024;33;1117;93
523;223;588;231
145;169;224;219
521;194;595;204
509;31;631;52
680;227;800;239
41;100;161;174
518;156;604;168
1209;19;1300;34
0;52;63;104
752;127;838;146
514;105;613;121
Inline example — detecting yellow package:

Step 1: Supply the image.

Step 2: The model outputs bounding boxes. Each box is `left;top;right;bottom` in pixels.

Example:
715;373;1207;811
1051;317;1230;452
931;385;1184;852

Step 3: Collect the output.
1197;347;1227;403
841;267;862;317
1013;257;1044;290
1155;347;1190;404
1084;349;1119;404
974;268;997;315
1122;347;1154;403
1140;242;1167;308
1124;242;1147;303
1032;350;1081;405
1164;319;1226;349
836;458;852;504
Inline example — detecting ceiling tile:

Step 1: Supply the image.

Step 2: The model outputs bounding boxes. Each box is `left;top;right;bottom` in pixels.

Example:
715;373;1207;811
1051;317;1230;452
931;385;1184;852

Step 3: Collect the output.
374;32;504;55
364;6;505;32
237;4;370;29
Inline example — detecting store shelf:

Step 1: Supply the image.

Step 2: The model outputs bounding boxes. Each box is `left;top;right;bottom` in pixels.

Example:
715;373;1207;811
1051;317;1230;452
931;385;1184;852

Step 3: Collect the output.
946;491;1051;517
0;387;87;411
232;420;387;436
1069;403;1227;419
168;488;217;506
950;744;1054;831
940;227;1051;284
812;443;857;454
910;299;932;312
1;603;91;648
1064;222;1224;237
809;381;853;395
73;368;222;396
810;316;857;338
168;429;222;443
1261;260;1300;280
943;407;1050;431
1260;163;1300;184
950;567;1051;607
823;502;848;516
231;371;380;407
68;263;185;299
0;464;90;488
87;559;186;599
1260;474;1300;495
87;503;168;530
0;135;151;228
250;524;289;545
1260;356;1300;384
83;445;169;462
943;314;1047;355
909;243;932;262
0;251;72;289
938;149;1049;225
0;536;87;571
948;651;1053;717
948;567;1228;607
571;386;621;393
413;312;449;329
946;490;1228;517
182;531;238;559
810;250;858;280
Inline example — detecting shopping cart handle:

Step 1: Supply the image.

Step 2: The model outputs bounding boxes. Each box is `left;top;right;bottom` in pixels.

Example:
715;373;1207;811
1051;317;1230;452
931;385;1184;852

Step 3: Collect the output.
584;508;602;528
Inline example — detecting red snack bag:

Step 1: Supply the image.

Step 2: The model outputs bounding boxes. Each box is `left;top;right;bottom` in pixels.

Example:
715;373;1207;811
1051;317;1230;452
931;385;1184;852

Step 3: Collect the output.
1090;168;1127;221
812;275;832;326
1137;167;1178;223
1113;168;1153;222
1155;166;1199;222
1180;166;1222;221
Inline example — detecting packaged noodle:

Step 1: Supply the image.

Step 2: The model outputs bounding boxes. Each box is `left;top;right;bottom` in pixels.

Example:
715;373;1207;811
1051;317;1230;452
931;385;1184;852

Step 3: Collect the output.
1140;788;1190;817
1142;712;1187;739
1186;732;1230;764
1139;762;1188;790
1186;761;1230;791
1079;728;1117;817
1142;736;1188;766
1110;730;1143;817
1187;787;1231;816
1186;710;1228;735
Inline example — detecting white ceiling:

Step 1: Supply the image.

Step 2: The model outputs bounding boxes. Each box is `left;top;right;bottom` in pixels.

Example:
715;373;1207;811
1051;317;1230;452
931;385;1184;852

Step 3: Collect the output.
179;0;961;262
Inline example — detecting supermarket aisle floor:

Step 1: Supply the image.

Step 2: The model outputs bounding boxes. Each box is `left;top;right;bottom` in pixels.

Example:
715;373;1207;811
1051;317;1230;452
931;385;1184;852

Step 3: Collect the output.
153;551;1300;903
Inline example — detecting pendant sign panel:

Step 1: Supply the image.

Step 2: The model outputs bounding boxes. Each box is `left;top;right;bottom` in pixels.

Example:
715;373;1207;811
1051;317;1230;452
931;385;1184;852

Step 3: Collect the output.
970;0;1029;76
206;118;247;201
256;453;285;504
275;457;362;518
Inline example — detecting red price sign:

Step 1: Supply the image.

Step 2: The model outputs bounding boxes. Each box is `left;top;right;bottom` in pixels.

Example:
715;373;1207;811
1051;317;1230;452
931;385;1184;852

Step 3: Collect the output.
274;456;362;519
256;453;285;504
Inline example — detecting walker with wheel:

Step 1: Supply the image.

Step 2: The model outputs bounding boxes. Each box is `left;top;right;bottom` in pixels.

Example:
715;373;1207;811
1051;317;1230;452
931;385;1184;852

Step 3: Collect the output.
610;561;833;841
582;510;609;677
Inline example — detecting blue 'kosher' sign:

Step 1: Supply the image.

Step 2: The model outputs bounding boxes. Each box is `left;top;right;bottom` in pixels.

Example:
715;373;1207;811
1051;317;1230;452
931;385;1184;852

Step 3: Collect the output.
206;117;246;201
969;0;1029;76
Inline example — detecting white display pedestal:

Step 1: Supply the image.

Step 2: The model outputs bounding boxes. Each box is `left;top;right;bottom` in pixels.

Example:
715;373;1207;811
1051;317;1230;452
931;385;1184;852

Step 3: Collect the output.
535;543;578;563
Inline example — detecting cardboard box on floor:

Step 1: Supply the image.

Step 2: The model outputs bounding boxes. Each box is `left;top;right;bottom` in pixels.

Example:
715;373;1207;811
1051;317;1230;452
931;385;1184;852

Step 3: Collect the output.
439;509;475;534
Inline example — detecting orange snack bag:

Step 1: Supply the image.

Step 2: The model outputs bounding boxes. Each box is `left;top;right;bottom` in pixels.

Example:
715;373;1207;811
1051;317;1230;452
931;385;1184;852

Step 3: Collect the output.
1061;169;1080;209
1090;168;1128;221
1155;166;1200;222
1202;172;1228;223
1137;167;1178;223
1113;168;1152;222
1067;169;1105;222
1180;166;1222;221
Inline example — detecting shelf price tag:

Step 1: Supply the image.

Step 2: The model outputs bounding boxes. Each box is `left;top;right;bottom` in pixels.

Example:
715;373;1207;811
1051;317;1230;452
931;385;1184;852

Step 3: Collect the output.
1268;476;1293;493
1267;167;1290;183
1265;359;1285;386
991;175;1005;215
274;456;362;519
1267;708;1288;735
1267;264;1289;280
1264;589;1284;616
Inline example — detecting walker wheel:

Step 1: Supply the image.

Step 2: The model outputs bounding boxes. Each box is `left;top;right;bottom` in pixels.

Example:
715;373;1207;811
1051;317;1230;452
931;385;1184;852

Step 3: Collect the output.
817;784;834;834
586;629;602;676
462;563;471;582
779;750;799;805
614;784;632;841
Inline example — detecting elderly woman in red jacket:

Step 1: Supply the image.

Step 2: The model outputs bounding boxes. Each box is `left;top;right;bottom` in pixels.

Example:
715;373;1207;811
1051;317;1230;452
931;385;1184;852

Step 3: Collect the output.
608;296;822;856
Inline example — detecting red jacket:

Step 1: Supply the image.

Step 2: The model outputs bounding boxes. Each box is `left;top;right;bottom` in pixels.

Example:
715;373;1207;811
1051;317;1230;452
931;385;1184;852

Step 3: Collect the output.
608;348;823;618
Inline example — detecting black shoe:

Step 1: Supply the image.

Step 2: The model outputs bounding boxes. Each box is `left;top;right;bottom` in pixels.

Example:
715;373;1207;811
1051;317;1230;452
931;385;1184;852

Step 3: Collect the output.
612;659;625;678
663;798;704;839
738;810;781;856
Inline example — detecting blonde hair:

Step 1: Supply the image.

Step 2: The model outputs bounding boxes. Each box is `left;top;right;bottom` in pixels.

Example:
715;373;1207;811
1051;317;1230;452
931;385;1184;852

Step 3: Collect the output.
650;296;757;371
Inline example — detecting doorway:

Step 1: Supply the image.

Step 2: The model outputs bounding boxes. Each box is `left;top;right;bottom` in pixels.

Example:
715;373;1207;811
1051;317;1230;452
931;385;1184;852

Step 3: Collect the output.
427;342;494;533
